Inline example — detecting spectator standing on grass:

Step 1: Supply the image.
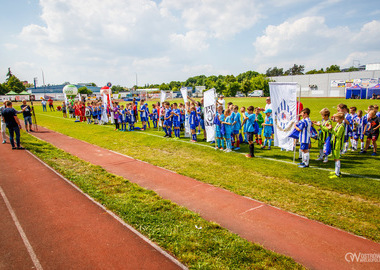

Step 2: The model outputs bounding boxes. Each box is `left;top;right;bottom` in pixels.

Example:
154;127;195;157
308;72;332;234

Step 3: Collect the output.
41;98;47;112
361;110;380;156
217;95;226;111
48;97;55;111
1;101;24;150
20;100;33;132
0;102;7;143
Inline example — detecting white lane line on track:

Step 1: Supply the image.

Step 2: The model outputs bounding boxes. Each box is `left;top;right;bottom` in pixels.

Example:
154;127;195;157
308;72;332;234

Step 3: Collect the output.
38;114;380;181
25;150;188;270
0;186;43;270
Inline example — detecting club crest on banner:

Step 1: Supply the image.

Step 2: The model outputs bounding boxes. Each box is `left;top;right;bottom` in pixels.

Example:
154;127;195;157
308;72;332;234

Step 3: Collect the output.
274;99;295;132
204;105;215;127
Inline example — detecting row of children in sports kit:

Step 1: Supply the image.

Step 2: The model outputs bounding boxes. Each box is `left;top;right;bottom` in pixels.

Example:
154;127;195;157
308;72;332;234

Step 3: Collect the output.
294;103;380;179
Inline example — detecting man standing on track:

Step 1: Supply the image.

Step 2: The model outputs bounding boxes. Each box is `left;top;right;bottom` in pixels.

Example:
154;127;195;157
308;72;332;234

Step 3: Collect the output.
2;101;24;150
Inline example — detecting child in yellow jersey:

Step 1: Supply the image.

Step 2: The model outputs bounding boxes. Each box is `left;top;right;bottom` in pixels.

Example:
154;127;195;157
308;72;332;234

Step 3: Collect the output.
323;112;345;178
313;108;332;163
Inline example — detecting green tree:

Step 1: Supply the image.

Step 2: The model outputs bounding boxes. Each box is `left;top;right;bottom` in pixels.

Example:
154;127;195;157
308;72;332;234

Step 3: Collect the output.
0;83;8;95
78;86;93;95
159;83;170;90
306;68;324;74
347;66;359;72
111;85;125;93
237;71;259;82
326;65;340;73
89;82;97;87
266;67;284;77
5;75;26;93
215;79;226;95
285;64;304;75
241;80;252;96
225;81;240;97
251;75;270;96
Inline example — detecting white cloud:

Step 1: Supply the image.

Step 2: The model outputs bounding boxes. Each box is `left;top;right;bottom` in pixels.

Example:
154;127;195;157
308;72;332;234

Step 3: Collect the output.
253;16;380;72
170;31;209;51
182;64;213;74
161;0;262;39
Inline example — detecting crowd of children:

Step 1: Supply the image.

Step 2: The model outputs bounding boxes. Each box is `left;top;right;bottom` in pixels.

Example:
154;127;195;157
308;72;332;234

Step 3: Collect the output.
59;97;380;178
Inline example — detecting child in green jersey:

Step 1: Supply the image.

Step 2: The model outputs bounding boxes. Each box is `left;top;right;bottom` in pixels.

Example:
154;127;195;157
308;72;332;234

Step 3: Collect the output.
323;112;345;178
313;108;332;163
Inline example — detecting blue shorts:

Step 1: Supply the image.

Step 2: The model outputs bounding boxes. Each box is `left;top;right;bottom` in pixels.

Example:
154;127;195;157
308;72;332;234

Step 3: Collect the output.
140;117;147;122
300;143;309;150
344;135;349;143
233;130;240;135
216;130;222;138
263;132;272;138
258;127;263;136
173;121;180;128
190;124;197;130
164;120;172;127
24;116;32;125
224;131;231;139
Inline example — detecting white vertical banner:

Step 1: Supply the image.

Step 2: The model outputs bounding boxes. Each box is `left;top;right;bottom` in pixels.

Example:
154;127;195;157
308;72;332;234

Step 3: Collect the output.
269;82;297;151
160;91;167;104
180;87;188;103
204;88;216;142
101;94;109;123
63;93;68;106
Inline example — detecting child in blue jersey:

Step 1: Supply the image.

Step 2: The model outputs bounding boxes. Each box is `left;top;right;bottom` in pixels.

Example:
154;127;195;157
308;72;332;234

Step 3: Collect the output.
222;109;234;152
229;104;236;147
139;99;147;130
348;106;358;150
128;104;135;131
179;103;185;131
356;110;365;151
232;105;241;150
189;106;199;142
241;107;248;143
195;102;202;135
120;105;126;131
92;104;98;124
151;104;158;128
145;103;150;129
242;106;256;158
262;109;273;150
215;106;225;150
295;108;312;168
172;103;181;139
163;102;173;137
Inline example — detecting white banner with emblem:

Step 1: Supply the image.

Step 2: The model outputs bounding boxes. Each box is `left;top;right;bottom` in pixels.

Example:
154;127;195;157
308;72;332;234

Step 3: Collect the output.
269;82;297;151
203;88;216;142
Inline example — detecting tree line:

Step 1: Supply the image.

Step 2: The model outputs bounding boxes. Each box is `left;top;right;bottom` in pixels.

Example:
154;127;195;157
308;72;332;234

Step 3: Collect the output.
266;64;360;77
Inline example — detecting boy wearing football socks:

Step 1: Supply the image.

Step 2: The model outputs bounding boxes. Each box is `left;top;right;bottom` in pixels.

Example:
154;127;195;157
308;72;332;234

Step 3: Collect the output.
139;99;147;130
243;106;256;158
189;106;198;142
255;107;264;146
222;109;234;152
323;112;345;178
295;108;312;168
233;105;241;150
361;110;380;155
313;108;331;162
262;109;273;149
349;106;358;150
215;106;225;150
172;103;181;139
163;102;173;137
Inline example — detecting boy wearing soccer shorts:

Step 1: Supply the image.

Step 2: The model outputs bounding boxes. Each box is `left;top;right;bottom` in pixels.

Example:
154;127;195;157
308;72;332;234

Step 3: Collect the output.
314;108;331;162
323;112;345;178
172;103;181;139
361;110;380;155
295;108;312;168
243;106;256;158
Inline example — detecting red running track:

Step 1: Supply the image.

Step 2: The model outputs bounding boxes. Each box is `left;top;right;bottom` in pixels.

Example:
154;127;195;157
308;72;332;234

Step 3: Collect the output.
29;126;380;270
0;141;185;269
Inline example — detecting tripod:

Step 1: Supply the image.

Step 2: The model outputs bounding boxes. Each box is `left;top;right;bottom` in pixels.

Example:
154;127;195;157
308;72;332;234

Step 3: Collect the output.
30;95;38;131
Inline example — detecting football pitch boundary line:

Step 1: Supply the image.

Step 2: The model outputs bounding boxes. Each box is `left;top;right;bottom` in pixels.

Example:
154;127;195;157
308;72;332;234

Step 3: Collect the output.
39;114;380;182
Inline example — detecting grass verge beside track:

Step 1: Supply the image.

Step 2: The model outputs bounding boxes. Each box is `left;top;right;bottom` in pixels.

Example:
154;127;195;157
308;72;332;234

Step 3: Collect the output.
30;107;380;242
21;132;302;269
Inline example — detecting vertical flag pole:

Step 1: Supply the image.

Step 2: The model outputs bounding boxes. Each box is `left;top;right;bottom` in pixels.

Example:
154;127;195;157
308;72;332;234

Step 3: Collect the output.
293;84;301;163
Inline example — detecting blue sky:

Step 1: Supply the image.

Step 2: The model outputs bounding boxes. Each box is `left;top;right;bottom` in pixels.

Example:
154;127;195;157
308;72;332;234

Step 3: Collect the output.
0;0;379;87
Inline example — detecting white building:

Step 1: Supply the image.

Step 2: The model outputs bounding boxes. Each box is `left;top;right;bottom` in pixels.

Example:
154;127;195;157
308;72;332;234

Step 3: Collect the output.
270;69;380;98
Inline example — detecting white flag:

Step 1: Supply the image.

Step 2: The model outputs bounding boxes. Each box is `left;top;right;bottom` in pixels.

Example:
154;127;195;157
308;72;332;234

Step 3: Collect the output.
269;82;297;151
160;91;167;104
203;88;216;142
180;87;188;103
101;94;109;123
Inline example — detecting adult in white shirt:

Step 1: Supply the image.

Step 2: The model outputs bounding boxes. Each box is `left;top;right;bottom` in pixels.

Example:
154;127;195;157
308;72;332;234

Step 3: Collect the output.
217;95;225;111
264;97;272;112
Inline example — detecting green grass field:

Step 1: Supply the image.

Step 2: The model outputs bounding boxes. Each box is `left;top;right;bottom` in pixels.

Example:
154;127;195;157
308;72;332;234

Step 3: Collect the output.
20;97;380;242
